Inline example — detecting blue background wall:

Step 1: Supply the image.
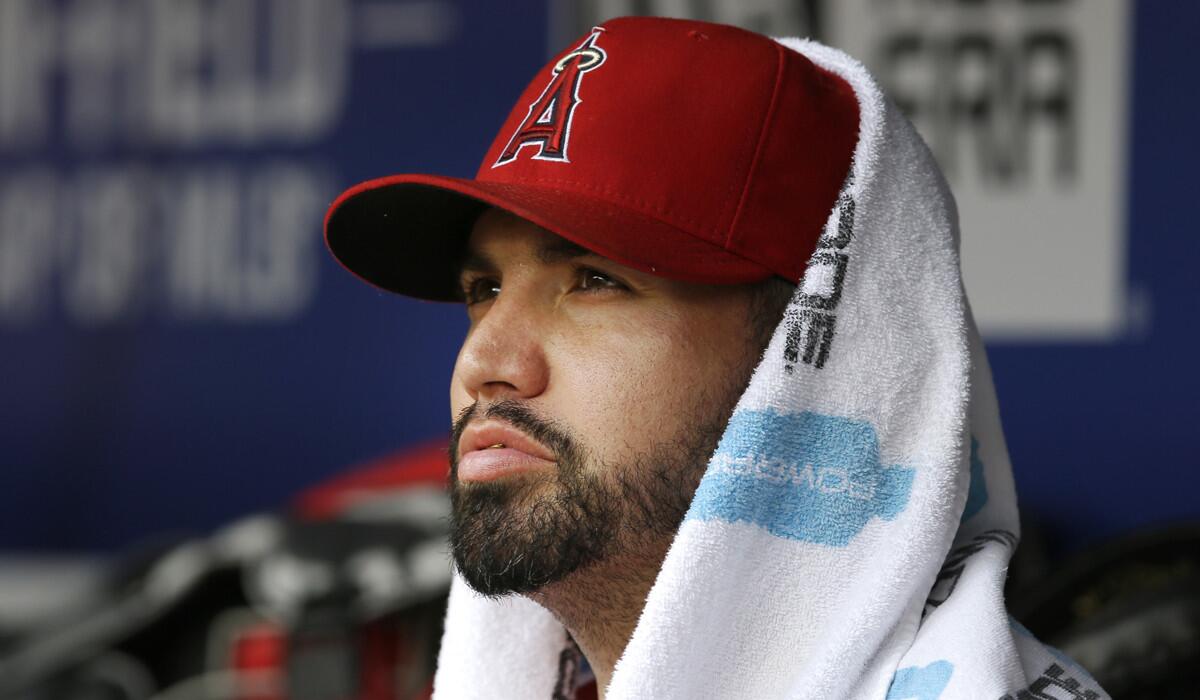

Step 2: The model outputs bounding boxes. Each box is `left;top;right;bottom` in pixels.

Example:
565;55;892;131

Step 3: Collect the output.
0;0;1195;553
990;0;1199;548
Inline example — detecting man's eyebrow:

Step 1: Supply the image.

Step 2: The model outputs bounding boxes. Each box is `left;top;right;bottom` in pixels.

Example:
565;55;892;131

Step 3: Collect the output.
458;250;496;277
458;237;597;275
535;237;593;265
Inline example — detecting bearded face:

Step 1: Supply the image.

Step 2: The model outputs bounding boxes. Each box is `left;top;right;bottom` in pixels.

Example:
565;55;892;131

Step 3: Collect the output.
446;210;785;598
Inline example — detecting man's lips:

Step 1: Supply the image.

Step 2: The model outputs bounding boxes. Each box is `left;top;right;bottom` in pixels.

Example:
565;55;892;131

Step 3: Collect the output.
456;420;556;482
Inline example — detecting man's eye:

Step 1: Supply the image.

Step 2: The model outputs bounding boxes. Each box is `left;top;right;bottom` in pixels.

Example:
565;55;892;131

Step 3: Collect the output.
576;267;626;293
463;276;500;305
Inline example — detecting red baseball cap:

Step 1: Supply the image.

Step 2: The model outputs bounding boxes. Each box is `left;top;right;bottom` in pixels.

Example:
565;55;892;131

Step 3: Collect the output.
325;16;859;301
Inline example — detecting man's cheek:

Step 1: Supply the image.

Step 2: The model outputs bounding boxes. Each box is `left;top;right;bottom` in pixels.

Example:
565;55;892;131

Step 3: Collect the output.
614;364;694;432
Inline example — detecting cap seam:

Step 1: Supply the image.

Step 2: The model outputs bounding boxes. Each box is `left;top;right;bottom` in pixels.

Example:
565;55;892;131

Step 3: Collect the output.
725;42;786;250
484;175;726;239
471;177;775;271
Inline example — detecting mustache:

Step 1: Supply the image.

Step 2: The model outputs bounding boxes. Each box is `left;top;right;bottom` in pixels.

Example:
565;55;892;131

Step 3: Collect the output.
449;399;582;470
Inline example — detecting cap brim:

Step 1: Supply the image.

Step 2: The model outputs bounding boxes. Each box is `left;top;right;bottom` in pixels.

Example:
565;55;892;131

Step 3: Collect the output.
324;173;775;302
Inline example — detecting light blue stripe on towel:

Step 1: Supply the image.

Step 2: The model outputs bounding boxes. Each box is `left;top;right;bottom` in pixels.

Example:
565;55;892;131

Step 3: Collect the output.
886;660;954;700
688;409;915;547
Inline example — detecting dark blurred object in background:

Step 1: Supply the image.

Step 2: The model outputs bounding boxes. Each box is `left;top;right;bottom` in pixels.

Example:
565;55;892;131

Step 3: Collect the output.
0;444;452;700
1010;522;1200;698
4;441;1200;697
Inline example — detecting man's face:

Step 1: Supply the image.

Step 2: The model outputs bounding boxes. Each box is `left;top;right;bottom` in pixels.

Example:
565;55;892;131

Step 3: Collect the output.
448;209;769;596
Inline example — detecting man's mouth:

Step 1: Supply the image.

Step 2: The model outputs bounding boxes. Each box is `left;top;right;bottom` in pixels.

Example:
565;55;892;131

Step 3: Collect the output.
456;420;556;482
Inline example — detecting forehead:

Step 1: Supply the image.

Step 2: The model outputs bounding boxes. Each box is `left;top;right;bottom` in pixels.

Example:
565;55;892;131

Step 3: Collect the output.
461;209;603;271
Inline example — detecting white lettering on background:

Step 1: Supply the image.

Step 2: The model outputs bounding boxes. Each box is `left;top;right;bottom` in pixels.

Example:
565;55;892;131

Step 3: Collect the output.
0;164;325;326
1;0;349;150
0;0;464;328
0;171;57;321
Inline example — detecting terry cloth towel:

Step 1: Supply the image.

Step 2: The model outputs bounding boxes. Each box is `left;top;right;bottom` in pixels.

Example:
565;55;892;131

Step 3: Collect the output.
431;38;1109;700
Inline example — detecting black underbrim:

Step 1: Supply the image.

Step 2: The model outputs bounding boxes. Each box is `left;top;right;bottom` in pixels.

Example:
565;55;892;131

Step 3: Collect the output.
325;183;488;302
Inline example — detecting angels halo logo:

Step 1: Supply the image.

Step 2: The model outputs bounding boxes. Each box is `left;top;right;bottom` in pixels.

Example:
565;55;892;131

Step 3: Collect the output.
493;28;607;167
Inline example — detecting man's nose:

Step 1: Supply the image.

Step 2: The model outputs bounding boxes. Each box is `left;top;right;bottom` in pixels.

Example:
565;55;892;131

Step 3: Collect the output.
454;294;550;402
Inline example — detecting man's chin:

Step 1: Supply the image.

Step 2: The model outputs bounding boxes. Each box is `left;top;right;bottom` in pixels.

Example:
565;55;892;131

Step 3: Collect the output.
454;561;574;599
451;538;602;599
448;471;619;598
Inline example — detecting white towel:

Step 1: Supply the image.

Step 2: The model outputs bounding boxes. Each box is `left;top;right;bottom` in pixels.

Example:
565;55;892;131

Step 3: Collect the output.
431;37;1109;700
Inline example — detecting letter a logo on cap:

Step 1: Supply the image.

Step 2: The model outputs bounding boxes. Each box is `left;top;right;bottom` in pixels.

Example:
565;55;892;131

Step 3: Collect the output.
493;28;607;168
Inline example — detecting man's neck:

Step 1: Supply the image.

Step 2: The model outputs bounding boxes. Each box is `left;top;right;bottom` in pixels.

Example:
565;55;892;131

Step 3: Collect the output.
526;541;671;698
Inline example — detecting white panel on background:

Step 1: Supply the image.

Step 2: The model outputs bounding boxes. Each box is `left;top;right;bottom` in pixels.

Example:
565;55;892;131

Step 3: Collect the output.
826;0;1131;340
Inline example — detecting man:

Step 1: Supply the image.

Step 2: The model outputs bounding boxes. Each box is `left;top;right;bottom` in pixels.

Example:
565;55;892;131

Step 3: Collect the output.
325;16;1107;700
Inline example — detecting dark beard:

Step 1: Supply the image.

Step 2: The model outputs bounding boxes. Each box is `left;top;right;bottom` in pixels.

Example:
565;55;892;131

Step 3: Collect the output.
448;399;726;598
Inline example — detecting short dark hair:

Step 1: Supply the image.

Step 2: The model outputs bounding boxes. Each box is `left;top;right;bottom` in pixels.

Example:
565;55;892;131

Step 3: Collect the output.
748;276;796;359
